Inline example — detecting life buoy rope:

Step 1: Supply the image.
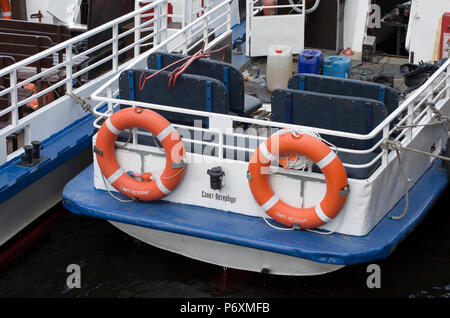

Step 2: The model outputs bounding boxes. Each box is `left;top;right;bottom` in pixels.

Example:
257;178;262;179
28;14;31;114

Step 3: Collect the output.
95;107;186;201
248;131;349;229
0;0;12;19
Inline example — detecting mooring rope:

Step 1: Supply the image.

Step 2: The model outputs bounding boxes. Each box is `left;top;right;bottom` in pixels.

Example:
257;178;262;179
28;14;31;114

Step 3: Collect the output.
381;139;450;220
67;92;93;114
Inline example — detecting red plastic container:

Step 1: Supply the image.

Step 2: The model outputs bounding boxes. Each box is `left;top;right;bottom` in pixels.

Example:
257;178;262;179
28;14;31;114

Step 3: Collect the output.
439;12;450;59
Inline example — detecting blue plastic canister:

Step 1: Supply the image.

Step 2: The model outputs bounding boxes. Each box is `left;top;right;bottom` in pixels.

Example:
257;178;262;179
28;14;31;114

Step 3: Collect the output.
297;49;323;74
322;56;351;79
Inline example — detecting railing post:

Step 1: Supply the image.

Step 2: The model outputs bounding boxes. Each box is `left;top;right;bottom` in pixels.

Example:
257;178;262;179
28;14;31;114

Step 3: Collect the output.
160;0;168;44
112;24;119;72
184;0;193;27
10;70;18;126
134;1;141;58
132;128;138;146
226;0;231;31
406;103;413;142
158;0;168;52
209;116;233;135
184;0;193;44
0;136;6;165
65;45;73;94
447;64;450;99
107;86;114;114
218;131;224;161
182;31;188;54
381;125;390;167
154;1;160;46
426;85;434;120
24;124;30;146
246;0;251;56
203;16;209;46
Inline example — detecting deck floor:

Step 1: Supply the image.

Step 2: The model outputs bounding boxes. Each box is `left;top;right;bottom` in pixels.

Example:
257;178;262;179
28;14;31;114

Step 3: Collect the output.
236;48;409;104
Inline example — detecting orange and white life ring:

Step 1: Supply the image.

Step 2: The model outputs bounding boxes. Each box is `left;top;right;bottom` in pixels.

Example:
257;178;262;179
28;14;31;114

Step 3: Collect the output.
247;131;349;229
95;107;186;201
0;0;12;19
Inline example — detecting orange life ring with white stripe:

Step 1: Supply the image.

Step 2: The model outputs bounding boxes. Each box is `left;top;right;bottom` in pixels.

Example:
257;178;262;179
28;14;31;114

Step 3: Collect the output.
247;131;349;229
95;107;186;201
0;0;12;19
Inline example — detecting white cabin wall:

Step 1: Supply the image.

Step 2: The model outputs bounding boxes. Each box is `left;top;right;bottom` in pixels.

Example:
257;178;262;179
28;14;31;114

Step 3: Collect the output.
343;0;370;53
170;0;239;27
26;0;81;25
208;0;240;27
171;1;183;20
406;0;450;63
25;0;51;24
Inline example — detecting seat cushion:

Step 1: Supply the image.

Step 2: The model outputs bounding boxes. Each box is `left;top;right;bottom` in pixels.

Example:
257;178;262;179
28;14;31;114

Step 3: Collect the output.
244;94;262;116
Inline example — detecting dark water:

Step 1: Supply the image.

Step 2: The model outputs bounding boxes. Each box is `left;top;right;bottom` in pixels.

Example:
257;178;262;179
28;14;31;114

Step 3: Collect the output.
0;189;449;299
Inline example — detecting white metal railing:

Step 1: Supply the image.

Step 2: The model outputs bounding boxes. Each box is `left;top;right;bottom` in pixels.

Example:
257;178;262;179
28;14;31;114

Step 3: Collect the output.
91;33;450;179
92;0;232;103
0;0;172;164
133;0;228;56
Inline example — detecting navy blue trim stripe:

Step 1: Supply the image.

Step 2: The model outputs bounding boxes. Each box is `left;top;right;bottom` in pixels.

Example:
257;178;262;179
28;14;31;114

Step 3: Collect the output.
205;81;212;128
379;86;385;104
285;92;292;124
128;70;135;101
222;67;230;112
299;76;305;91
156;55;162;70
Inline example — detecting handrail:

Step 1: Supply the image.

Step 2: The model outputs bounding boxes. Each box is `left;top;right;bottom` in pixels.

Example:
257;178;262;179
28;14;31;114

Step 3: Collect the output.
0;0;173;164
89;57;449;174
90;0;232;105
12;0;443;176
0;1;167;78
367;59;450;139
92;57;450;143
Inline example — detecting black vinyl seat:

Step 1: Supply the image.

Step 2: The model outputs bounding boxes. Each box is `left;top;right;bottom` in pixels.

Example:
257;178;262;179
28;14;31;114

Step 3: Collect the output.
147;52;262;117
271;88;388;179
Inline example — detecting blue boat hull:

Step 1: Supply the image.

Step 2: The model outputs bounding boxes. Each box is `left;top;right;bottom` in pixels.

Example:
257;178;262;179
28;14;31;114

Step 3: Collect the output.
0;112;97;248
62;159;448;267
